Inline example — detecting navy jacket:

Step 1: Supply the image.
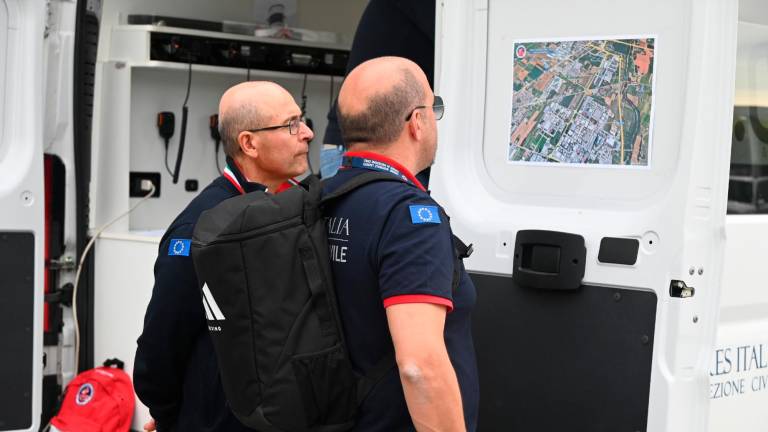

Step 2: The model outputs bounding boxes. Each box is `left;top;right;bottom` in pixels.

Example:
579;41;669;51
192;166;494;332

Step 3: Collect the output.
134;159;264;432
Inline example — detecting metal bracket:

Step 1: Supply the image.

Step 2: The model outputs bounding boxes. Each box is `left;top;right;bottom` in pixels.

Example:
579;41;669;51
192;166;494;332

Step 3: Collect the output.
48;256;76;271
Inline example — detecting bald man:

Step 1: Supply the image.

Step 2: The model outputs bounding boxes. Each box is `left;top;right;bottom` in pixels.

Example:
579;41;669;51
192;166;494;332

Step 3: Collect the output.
134;81;313;432
323;57;479;431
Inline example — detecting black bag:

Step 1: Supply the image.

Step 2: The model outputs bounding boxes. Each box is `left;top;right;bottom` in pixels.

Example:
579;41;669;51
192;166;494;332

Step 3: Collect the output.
190;173;400;432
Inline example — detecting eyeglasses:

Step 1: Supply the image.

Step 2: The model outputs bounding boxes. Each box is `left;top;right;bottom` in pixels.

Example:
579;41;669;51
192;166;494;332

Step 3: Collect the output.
405;95;445;121
246;117;303;135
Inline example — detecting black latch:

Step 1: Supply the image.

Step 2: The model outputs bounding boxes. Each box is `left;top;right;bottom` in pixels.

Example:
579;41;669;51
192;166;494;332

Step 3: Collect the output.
669;280;695;298
513;230;586;291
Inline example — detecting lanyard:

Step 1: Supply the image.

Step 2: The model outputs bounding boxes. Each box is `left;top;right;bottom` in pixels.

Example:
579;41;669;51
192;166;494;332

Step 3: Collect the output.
222;164;245;195
342;151;426;192
222;163;297;195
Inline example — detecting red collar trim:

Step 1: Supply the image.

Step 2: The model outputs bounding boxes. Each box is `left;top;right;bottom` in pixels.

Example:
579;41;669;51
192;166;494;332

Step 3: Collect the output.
343;151;426;192
273;178;299;194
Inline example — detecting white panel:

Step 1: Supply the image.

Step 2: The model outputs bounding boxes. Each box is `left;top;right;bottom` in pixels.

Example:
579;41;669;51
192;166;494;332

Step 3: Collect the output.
708;217;768;431
708;317;768;431
93;234;160;432
0;0;8;162
90;61;132;231
719;216;768;321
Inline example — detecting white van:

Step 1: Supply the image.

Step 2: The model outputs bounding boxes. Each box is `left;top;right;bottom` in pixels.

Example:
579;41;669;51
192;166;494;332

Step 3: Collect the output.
1;0;766;431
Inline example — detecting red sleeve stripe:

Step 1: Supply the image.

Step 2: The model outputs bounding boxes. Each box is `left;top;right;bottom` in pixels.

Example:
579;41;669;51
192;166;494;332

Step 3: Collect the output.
383;294;454;312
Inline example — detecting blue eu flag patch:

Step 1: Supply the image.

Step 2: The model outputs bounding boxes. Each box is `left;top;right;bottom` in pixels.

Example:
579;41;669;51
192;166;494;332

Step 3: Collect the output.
409;205;441;224
168;239;191;256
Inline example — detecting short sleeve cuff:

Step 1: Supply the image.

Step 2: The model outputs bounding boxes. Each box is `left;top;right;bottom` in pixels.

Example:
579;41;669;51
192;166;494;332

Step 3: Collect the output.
383;294;454;313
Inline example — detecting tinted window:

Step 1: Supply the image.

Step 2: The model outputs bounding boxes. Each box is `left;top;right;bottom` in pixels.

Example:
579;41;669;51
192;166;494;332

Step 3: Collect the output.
729;12;768;214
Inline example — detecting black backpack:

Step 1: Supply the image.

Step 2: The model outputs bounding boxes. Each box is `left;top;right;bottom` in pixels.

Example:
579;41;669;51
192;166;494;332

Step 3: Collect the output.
191;173;472;432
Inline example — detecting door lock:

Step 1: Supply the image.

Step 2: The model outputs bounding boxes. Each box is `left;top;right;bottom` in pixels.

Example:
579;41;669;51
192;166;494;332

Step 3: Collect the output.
669;280;695;298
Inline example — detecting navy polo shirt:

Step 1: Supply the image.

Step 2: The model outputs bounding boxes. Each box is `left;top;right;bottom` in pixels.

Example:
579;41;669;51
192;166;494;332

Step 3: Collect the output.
134;158;265;432
322;151;479;431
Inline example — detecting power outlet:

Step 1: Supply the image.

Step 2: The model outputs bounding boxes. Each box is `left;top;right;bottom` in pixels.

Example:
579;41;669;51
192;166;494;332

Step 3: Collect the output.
130;172;161;197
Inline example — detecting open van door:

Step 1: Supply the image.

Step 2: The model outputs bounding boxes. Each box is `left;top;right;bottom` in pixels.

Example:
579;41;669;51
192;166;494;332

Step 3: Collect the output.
433;0;736;430
0;1;47;430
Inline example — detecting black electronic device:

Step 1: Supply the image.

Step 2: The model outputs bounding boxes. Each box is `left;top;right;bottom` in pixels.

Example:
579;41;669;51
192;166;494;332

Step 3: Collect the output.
173;105;188;185
210;114;223;172
157;111;175;141
148;31;348;77
299;74;314;173
170;54;193;185
209;114;220;141
157;111;176;176
156;52;191;186
185;179;198;192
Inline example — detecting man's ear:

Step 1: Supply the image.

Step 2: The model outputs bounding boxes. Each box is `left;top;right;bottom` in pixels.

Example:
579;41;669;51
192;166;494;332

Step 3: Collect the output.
238;131;259;159
407;110;424;141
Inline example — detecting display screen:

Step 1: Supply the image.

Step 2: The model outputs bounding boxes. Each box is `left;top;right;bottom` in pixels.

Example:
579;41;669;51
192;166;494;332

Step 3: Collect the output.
509;37;656;167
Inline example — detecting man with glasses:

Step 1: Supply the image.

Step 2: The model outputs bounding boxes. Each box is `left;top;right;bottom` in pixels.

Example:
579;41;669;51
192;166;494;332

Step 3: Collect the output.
134;81;312;432
323;56;478;431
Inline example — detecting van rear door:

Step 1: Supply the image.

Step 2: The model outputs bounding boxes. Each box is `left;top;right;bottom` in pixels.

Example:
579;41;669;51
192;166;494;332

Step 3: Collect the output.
433;1;737;431
0;1;48;431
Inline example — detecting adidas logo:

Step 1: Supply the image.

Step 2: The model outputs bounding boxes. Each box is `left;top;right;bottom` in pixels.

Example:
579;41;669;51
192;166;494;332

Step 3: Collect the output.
202;283;226;322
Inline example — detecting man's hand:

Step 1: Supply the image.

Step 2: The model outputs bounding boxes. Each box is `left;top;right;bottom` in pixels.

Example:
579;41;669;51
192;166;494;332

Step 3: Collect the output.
386;302;465;432
143;418;157;431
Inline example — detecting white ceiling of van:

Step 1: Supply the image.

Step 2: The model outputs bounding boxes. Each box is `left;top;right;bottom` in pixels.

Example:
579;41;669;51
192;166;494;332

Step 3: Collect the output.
740;0;768;26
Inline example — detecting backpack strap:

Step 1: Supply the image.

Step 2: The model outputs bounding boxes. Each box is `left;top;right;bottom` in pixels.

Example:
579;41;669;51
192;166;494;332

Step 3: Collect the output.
298;245;335;337
450;234;473;292
452;234;474;260
301;172;404;223
319;171;405;204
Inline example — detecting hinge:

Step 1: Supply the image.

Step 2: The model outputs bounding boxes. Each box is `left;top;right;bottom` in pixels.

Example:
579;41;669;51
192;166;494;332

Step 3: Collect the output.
44;282;74;307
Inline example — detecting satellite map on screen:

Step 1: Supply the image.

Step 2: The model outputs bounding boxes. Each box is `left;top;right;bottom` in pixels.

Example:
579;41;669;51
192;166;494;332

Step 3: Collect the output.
509;37;656;166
